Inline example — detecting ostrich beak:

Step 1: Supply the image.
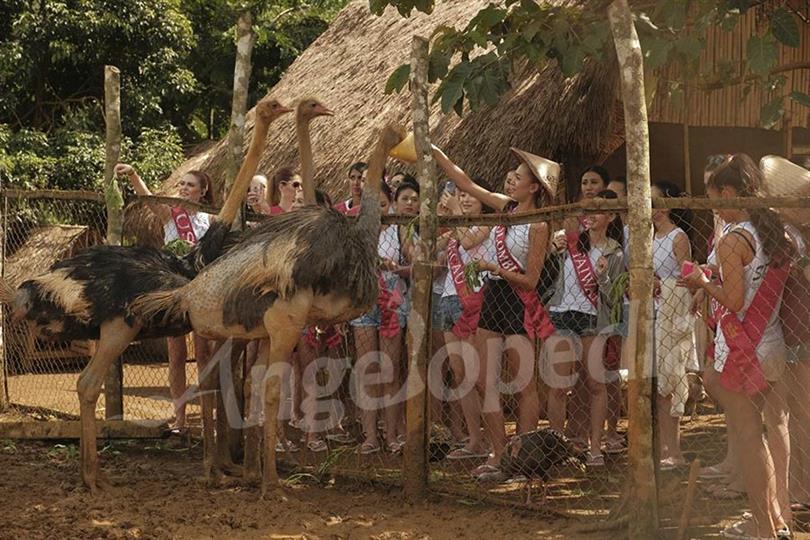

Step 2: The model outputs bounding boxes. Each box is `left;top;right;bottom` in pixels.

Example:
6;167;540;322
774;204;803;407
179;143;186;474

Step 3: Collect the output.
277;106;294;114
314;104;334;117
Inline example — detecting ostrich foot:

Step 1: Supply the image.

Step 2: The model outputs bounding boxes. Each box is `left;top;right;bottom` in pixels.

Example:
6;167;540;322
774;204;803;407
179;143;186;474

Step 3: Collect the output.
260;480;286;501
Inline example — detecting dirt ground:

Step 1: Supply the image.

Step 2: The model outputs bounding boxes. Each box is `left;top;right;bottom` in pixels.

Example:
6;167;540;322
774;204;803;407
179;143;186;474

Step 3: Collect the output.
0;438;610;540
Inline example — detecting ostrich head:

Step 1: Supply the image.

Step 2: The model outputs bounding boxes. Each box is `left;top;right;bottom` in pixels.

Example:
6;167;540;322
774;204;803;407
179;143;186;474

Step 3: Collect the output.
255;98;293;122
297;97;333;121
356;124;407;237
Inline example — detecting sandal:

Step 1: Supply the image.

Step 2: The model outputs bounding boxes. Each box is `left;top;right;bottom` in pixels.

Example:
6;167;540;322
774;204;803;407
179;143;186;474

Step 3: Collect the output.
586;453;605;467
386;441;403;454
720;520;773;539
359;441;380;455
326;432;355;445
699;464;729;480
447;447;490;460
472;463;499;477
660;457;686;471
307;439;328;453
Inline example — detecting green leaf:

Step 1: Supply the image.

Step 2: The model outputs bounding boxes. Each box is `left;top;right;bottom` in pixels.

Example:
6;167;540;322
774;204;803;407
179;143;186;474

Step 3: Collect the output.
470;5;507;32
790;91;810;108
428;52;450;83
453;94;465;116
760;97;784;129
384;63;410;94
746;35;778;77
674;35;703;59
644;38;672;70
438;63;471;114
661;0;687;29
560;45;585;77
770;8;800;48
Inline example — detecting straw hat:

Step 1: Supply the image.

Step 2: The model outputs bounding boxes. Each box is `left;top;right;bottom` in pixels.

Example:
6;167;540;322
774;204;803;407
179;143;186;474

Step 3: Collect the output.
760;155;810;227
510;148;561;199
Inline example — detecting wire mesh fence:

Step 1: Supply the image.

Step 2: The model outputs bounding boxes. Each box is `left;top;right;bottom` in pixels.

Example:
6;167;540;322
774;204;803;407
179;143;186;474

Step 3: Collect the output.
3;182;810;537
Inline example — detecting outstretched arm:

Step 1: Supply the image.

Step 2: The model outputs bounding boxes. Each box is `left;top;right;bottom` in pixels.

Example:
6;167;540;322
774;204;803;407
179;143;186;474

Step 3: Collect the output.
432;146;512;213
115;163;171;224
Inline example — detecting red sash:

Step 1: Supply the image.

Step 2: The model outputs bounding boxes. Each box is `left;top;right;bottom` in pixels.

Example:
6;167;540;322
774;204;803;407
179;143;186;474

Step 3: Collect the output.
493;225;555;339
377;272;403;338
170;207;198;245
447;238;484;338
334;200;360;216
711;264;788;396
566;236;599;308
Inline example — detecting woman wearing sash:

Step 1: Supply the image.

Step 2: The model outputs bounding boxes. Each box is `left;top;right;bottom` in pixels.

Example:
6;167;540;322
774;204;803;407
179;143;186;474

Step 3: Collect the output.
546;190;624;467
351;180;410;455
432;145;557;476
114;163;213;433
651;182;695;471
683;154;791;539
437;182;494;459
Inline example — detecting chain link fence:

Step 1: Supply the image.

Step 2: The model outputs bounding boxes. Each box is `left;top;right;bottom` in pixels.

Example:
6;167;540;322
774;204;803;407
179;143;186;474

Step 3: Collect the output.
3;183;810;537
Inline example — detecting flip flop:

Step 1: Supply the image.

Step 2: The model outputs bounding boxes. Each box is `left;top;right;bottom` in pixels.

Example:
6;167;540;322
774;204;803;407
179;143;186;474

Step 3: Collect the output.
307;439;328;453
326;432;355;445
699;464;729;479
660;457;687;471
720;520;773;539
359;441;380;455
472;463;499;477
447;447;490;460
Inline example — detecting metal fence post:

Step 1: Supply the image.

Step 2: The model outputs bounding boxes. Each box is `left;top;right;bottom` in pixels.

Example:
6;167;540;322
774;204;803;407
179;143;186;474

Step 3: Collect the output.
404;35;437;500
103;65;124;420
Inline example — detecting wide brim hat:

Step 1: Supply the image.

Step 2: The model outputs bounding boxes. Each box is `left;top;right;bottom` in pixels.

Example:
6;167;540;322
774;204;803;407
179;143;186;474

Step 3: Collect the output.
760;155;810;227
510;147;560;199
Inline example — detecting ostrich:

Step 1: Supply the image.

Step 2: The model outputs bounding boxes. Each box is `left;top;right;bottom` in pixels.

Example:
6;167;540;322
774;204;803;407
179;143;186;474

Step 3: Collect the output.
495;428;587;504
131;124;407;495
0;98;292;493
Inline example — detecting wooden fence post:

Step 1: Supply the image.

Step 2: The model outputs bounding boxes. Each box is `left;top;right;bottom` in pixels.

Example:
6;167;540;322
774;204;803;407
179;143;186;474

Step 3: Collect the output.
0;189;7;411
608;1;658;538
404;35;437;501
103;65;124;420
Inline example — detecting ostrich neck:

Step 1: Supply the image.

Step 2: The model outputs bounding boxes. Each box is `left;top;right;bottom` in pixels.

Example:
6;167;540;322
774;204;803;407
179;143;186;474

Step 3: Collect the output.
356;140;386;239
218;118;271;225
296;116;316;205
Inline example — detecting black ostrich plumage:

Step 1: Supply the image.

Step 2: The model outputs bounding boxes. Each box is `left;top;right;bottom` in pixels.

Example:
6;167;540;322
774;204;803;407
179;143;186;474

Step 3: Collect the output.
12;220;242;341
499;428;587;483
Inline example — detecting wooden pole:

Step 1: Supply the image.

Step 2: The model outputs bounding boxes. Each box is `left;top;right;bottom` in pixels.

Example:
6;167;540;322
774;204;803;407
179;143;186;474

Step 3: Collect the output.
0;184;6;411
682;91;692;195
225;10;256;209
676;459;702;540
608;1;658;538
784;110;794;159
103;65;124;420
404;35;437;501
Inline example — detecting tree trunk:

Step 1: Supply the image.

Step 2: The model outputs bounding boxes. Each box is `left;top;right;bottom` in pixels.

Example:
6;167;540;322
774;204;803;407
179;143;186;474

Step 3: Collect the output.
0;192;7;411
404;35;437;501
103;65;124;420
608;1;658;538
225;11;256;206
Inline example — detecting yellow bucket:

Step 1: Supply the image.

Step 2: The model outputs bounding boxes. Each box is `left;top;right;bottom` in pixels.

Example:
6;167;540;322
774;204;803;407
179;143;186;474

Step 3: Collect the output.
389;132;417;163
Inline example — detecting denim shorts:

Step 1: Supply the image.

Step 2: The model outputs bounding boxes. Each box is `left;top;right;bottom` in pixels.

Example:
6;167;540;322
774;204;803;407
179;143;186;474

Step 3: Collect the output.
350;275;409;328
436;295;463;332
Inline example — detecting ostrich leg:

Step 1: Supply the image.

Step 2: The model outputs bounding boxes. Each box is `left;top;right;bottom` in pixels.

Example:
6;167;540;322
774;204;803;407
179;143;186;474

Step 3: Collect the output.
76;318;140;493
242;339;265;485
261;299;311;498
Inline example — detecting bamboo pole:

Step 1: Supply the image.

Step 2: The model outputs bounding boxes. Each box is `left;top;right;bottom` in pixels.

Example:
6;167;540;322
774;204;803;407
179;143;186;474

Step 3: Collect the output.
103;65;124;420
404;35;436;502
608;1;658;538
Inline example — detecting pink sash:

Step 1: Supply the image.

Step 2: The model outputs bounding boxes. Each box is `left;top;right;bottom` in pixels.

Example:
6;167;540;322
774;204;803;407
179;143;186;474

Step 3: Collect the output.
447;238;483;338
377;272;404;338
711;264;789;396
566;235;599;308
493;225;555;339
170;207;198;245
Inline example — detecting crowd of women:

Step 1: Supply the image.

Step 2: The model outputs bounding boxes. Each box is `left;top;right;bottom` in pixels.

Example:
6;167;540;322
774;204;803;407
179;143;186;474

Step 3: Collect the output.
115;145;810;539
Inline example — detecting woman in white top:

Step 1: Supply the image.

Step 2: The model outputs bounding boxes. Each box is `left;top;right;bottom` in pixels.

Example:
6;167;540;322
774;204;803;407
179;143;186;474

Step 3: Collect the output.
114;163;213;433
433;145;554;476
437;180;494;459
684;154;792;539
651;181;694;470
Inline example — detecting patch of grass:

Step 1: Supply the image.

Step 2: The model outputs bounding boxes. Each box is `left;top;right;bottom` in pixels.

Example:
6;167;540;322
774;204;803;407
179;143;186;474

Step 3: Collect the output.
1;439;17;454
47;443;79;462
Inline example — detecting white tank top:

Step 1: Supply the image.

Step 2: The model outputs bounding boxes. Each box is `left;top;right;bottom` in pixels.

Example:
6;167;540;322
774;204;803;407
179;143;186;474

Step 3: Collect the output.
442;229;493;297
489;223;530;281
653;226;688;280
549;246;601;316
163;211;211;245
714;221;785;368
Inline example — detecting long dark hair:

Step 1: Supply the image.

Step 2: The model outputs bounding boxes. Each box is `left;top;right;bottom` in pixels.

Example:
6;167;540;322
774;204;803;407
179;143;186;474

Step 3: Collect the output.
653;180;692;240
578;189;623;253
471;176;495;214
187;170;214;205
574;165;610;202
707;154;791;265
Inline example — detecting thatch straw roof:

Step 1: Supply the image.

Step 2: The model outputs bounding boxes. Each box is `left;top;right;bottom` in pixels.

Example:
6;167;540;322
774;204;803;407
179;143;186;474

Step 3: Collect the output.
146;0;622;239
6;225;95;287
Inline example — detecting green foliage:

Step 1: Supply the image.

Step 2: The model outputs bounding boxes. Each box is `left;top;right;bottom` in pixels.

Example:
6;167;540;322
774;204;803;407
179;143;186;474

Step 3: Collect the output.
374;0;804;128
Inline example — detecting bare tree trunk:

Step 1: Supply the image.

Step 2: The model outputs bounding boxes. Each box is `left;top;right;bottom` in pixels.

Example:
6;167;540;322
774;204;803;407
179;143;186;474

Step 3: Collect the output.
103;65;124;420
404;35;437;501
225;11;256;205
608;2;657;539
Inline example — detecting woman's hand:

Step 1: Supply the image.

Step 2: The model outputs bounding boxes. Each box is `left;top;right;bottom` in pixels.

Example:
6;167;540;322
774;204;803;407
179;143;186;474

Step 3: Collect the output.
440;191;462;215
690;288;706;316
681;264;710;289
476;259;499;275
551;230;567;253
596;256;608;275
114;163;135;177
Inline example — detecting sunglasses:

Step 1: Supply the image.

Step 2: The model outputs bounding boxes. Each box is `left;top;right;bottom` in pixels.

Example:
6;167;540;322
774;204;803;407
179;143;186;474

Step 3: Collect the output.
281;180;302;189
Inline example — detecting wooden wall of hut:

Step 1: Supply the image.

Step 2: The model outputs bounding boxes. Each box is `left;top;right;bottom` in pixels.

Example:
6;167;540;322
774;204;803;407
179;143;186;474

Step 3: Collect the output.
649;1;810;129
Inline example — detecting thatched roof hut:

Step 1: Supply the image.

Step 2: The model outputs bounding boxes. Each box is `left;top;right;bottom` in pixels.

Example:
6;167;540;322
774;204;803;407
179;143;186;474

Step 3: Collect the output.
157;0;622;213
